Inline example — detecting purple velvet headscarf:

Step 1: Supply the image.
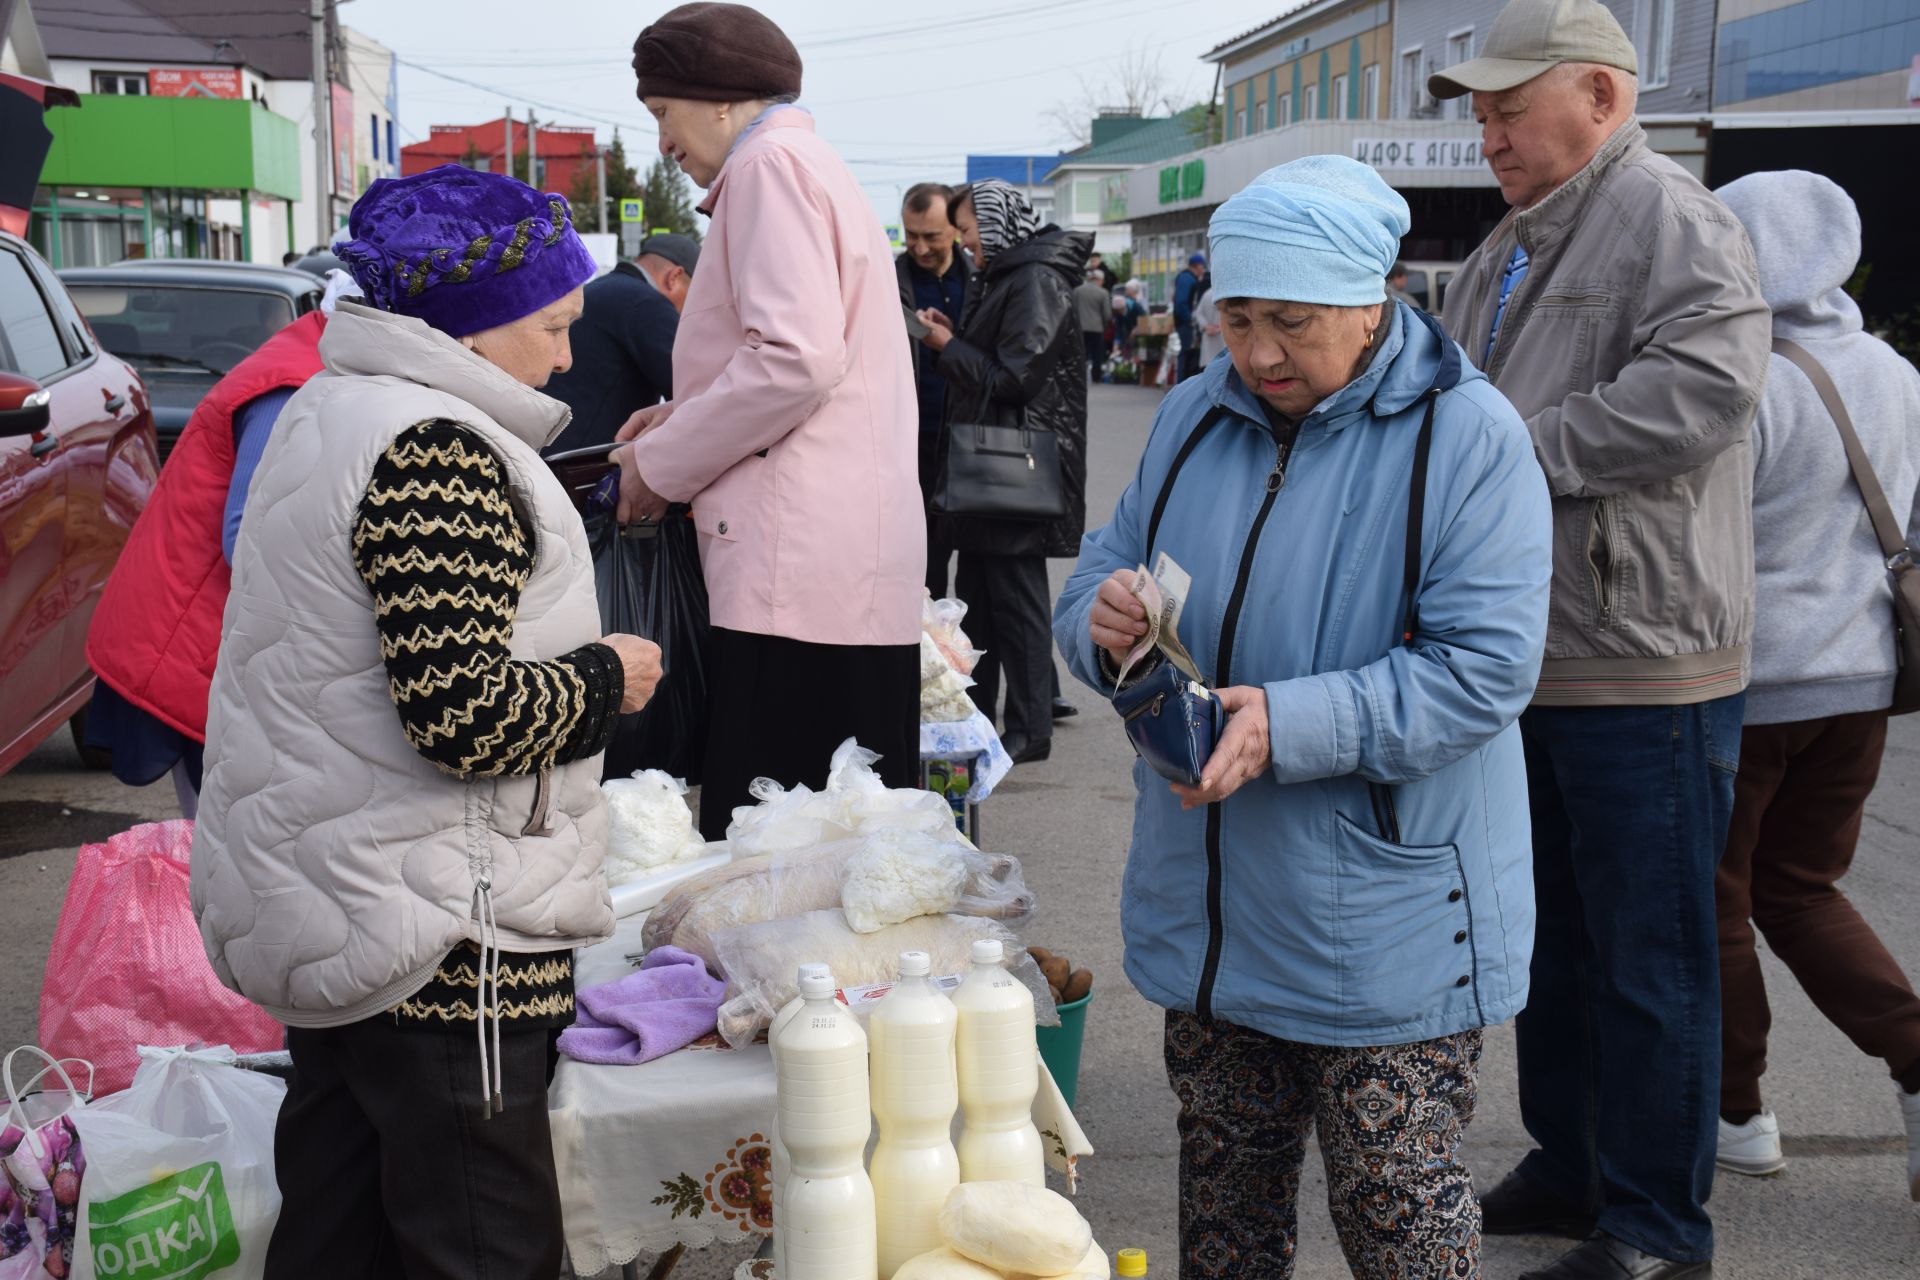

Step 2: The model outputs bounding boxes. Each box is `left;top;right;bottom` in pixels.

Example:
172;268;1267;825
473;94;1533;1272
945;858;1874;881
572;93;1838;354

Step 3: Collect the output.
335;164;597;338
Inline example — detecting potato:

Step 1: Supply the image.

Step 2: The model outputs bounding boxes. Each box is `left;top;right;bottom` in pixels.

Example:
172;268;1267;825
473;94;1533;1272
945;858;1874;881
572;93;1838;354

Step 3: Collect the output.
1061;969;1093;1004
1040;956;1071;990
1027;945;1054;964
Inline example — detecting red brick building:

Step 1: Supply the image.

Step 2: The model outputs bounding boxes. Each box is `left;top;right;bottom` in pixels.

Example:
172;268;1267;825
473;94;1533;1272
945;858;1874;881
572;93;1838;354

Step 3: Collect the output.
401;117;598;196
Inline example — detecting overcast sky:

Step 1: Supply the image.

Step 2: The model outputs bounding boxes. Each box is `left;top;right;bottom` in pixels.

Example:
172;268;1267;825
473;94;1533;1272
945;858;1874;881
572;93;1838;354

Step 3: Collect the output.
347;0;1292;228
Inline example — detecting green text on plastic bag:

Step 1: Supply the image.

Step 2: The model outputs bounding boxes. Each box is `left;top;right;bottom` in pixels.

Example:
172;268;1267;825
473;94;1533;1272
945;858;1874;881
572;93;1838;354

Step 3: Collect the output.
87;1161;240;1279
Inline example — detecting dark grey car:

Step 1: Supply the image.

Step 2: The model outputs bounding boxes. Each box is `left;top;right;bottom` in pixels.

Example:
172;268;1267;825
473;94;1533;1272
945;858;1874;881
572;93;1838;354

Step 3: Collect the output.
58;261;322;461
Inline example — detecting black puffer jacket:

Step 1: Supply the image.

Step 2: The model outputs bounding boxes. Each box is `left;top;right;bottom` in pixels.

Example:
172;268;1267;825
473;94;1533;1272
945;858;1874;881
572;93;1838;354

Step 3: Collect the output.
935;227;1092;558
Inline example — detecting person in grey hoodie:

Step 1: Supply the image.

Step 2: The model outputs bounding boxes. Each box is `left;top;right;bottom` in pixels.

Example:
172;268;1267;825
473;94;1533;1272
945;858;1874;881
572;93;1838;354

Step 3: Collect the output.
1710;169;1920;1202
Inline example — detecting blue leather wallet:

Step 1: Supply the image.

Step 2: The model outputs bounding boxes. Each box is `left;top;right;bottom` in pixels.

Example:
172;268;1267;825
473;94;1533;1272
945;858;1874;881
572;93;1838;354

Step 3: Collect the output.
1113;660;1222;788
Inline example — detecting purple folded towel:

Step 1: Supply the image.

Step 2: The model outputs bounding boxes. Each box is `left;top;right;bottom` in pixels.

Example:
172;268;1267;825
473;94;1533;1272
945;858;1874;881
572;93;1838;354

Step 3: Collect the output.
558;945;729;1066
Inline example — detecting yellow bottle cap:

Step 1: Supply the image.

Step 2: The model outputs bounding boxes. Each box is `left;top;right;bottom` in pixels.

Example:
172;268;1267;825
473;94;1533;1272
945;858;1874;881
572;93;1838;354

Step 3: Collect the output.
1116;1248;1148;1277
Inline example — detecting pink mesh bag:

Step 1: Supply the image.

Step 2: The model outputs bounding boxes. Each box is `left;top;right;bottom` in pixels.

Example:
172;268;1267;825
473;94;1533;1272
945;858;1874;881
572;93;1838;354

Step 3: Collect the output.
36;821;282;1096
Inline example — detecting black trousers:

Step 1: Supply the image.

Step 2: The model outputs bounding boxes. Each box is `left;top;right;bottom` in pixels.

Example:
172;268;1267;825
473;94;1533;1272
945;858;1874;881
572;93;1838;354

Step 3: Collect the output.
697;626;920;840
1083;330;1107;379
918;428;954;599
955;551;1054;749
266;1020;563;1280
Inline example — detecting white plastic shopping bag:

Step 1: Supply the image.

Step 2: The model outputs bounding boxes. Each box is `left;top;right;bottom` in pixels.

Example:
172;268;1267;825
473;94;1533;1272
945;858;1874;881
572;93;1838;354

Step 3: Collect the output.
68;1047;284;1280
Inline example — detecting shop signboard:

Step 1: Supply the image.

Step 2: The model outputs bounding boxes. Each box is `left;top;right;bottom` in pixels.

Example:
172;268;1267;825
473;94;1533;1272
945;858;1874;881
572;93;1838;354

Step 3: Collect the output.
148;67;242;99
1351;137;1486;172
1157;159;1207;206
331;83;355;196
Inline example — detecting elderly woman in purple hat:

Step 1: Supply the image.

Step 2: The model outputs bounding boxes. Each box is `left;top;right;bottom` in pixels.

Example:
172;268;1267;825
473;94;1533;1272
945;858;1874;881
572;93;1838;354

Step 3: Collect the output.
615;3;926;837
190;165;661;1277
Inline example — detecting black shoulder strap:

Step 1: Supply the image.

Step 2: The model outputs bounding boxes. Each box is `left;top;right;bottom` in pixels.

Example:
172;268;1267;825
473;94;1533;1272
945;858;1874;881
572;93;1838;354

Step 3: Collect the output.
1400;392;1439;647
1144;405;1228;558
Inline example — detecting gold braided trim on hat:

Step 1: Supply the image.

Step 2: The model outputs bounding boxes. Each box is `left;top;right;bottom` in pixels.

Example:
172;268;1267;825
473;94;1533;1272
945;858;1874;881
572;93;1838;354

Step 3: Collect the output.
393;195;571;291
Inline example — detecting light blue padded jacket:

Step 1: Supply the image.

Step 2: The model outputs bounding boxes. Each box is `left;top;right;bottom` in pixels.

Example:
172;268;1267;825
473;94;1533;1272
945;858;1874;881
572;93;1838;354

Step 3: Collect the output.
1055;304;1551;1046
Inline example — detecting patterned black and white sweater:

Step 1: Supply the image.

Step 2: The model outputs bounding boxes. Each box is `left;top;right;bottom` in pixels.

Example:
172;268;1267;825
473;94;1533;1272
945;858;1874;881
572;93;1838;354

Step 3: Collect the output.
350;418;622;1030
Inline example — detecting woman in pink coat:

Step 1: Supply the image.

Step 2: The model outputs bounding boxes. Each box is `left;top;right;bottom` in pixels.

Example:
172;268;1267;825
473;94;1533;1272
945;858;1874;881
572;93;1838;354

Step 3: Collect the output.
617;3;926;837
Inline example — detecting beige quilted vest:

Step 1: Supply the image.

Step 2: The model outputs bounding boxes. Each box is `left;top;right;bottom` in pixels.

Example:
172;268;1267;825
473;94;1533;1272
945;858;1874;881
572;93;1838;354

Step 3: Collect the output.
192;302;613;1035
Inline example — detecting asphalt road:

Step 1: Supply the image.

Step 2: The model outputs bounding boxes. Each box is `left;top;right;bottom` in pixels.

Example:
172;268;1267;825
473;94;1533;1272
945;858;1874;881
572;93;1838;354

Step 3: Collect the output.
2;382;1917;1278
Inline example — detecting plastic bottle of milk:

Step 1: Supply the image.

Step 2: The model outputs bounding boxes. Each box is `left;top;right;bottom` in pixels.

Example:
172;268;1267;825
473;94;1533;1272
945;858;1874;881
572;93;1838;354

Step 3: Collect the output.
766;968;816;1280
773;964;877;1280
868;950;960;1279
953;938;1046;1186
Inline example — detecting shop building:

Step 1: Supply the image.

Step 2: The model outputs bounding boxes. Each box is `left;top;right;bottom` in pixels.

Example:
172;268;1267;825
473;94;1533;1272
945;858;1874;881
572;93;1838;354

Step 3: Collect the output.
28;0;396;266
1714;0;1920;111
1042;109;1210;259
401;117;601;198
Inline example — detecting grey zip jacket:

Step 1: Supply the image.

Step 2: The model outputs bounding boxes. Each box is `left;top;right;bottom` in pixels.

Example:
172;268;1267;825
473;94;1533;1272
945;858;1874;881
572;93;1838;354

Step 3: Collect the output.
1443;121;1771;706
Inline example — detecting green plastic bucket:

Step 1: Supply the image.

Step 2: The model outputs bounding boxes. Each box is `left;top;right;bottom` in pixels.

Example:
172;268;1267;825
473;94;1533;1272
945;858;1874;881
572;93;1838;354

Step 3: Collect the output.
1037;991;1093;1111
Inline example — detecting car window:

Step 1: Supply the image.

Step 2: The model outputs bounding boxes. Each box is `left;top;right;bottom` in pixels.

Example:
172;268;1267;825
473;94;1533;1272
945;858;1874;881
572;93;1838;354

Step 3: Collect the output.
29;254;94;363
1436;271;1455;312
0;249;71;381
1405;271;1433;311
66;285;296;375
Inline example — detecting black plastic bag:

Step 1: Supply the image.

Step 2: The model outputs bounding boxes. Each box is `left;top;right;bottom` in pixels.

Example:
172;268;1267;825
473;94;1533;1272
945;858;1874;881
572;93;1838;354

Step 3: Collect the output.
588;505;709;784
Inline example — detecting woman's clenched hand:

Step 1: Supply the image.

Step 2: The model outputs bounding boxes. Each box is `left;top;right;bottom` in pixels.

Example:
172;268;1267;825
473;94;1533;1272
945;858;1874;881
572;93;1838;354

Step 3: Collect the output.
1089;568;1148;669
1171;686;1270;809
601;633;663;713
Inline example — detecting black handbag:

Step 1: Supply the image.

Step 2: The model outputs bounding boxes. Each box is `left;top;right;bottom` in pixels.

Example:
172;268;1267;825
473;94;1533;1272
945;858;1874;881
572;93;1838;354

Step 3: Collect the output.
931;386;1067;521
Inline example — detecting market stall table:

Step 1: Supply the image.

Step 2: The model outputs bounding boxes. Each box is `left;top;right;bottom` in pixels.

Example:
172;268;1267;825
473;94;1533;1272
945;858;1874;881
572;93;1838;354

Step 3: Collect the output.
919;709;1013;844
550;908;1090;1279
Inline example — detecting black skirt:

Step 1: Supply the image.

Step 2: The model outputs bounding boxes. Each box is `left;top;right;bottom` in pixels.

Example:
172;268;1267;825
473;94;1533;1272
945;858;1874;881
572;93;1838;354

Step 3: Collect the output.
697;627;920;841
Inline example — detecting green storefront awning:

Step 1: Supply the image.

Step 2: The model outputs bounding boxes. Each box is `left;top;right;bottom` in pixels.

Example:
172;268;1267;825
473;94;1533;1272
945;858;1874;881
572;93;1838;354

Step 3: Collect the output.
40;94;301;201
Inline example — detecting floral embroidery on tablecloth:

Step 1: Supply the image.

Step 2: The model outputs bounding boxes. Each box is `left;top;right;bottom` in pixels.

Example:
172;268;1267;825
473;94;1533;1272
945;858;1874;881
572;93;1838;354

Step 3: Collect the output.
703;1135;773;1233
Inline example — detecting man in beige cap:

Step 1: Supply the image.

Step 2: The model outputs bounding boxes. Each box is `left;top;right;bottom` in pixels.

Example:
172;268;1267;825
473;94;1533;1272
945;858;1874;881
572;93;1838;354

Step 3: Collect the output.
1434;3;1771;1279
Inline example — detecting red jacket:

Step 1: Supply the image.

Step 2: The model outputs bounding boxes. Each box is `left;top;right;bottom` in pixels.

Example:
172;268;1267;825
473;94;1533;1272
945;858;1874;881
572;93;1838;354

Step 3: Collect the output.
87;311;327;741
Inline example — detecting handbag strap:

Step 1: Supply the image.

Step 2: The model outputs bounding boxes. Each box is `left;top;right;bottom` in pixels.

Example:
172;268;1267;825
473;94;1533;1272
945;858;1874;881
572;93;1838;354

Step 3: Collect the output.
1144;405;1230;558
1773;338;1914;567
1399;393;1440;646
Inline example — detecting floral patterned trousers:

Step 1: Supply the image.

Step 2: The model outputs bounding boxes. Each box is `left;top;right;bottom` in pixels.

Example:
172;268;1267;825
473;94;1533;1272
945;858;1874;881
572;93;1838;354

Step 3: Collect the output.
1164;1010;1484;1279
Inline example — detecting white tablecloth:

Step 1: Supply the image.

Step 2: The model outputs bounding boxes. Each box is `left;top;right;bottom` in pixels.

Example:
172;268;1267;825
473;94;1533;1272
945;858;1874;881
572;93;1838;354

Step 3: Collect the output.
919;710;1012;803
549;912;1092;1276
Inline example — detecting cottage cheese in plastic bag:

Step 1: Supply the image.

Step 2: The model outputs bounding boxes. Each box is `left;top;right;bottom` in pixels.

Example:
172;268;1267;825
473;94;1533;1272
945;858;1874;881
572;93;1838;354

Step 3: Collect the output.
602;770;707;883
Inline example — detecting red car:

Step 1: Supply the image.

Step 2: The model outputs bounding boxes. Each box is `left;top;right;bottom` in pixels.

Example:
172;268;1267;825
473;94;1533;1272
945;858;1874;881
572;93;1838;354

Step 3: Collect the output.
0;229;159;775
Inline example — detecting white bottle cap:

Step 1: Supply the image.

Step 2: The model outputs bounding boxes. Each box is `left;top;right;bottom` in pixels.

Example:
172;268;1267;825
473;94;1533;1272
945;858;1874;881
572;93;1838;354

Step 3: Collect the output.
898;950;932;978
797;963;836;999
971;939;1004;966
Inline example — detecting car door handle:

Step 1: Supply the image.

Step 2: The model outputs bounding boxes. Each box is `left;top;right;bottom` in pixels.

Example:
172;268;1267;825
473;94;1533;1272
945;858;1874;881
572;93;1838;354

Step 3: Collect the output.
30;434;58;459
104;394;127;414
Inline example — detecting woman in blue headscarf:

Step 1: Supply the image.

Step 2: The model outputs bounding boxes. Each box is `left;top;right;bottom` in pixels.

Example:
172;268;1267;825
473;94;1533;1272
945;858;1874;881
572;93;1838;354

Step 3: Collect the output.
1054;156;1552;1278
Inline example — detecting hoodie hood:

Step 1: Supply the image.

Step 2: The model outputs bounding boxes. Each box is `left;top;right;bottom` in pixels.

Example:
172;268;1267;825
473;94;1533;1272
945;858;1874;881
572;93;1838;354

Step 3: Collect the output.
985;226;1094;286
1715;169;1862;341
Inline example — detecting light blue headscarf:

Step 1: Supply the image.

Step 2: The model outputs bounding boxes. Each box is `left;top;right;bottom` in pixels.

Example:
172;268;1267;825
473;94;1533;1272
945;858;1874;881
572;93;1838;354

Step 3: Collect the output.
1208;155;1411;307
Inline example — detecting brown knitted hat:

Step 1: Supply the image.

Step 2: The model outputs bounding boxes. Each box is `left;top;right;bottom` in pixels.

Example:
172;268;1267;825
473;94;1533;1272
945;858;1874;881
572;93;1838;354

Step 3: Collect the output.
632;3;803;103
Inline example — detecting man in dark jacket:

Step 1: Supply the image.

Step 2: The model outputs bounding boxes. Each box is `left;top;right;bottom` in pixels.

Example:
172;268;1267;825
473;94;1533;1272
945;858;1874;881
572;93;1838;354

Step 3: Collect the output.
1172;251;1206;381
898;182;970;597
544;233;698;456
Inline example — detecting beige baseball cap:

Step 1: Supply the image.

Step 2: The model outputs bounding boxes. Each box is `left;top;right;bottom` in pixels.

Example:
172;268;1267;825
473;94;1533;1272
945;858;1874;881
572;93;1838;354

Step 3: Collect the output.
1428;0;1638;100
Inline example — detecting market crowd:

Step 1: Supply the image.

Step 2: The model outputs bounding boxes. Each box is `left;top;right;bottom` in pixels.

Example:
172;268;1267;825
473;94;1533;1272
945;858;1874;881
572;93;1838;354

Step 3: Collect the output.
68;0;1919;1277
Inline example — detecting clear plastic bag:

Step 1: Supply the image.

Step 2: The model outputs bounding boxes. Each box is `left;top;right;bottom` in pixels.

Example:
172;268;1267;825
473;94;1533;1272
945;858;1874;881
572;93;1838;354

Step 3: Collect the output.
601;770;707;883
642;834;1034;963
919;635;977;724
922;596;983;676
710;912;1057;1048
726;739;964;857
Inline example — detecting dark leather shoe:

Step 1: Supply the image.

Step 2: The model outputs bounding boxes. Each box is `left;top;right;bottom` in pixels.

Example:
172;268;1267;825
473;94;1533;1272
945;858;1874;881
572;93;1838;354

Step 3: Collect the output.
1479;1171;1595;1238
1520;1234;1712;1279
1051;697;1079;720
1002;736;1051;765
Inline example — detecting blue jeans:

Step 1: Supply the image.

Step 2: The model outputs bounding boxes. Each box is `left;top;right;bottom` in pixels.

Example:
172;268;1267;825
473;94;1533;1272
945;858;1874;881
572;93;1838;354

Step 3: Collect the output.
1514;695;1744;1263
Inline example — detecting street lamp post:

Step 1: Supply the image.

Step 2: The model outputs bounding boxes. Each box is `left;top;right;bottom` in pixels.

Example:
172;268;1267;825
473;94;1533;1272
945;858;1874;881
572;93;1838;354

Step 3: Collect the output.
309;0;330;251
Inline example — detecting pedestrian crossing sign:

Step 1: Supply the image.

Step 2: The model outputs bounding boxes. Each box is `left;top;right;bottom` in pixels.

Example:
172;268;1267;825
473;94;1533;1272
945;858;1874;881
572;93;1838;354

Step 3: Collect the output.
619;197;645;223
